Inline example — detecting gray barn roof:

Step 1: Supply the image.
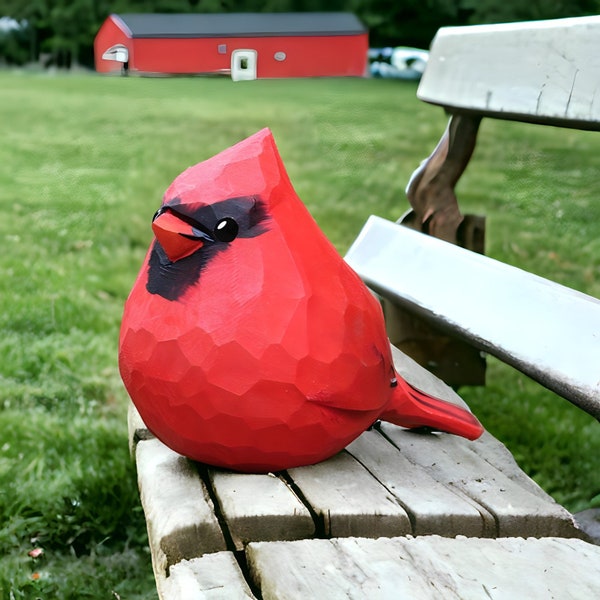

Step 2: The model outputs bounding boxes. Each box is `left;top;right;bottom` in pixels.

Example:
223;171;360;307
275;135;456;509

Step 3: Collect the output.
114;12;366;39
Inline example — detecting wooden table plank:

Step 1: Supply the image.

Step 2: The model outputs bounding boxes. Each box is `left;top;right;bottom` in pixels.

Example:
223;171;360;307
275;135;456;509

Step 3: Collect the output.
346;429;487;537
136;438;227;576
287;450;411;538
380;423;580;538
208;470;315;550
465;431;565;501
158;552;256;600
246;535;600;599
248;536;384;599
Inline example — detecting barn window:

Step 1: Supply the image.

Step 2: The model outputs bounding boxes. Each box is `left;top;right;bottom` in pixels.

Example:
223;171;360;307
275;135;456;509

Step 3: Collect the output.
102;44;129;63
274;51;286;62
240;58;249;69
217;44;227;54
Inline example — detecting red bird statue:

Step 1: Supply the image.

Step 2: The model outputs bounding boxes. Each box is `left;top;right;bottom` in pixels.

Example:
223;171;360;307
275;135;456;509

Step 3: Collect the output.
119;128;483;473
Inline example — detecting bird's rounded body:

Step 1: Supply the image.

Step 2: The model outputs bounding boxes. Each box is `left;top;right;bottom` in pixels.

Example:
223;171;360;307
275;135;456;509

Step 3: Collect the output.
119;129;482;472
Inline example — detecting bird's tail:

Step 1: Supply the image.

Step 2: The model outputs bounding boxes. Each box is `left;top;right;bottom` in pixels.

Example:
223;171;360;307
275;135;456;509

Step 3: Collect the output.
381;377;484;441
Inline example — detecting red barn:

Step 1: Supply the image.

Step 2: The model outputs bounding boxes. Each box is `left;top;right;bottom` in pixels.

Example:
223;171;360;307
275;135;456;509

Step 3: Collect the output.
94;12;368;79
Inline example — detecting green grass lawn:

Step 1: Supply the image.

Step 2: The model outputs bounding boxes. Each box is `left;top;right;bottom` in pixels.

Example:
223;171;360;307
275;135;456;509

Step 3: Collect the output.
0;71;598;598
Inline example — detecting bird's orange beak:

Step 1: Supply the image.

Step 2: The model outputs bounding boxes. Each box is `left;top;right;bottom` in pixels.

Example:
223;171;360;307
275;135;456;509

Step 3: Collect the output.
152;210;207;263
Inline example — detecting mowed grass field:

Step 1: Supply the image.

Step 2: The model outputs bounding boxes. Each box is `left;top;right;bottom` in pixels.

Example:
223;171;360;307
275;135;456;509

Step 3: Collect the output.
1;71;599;598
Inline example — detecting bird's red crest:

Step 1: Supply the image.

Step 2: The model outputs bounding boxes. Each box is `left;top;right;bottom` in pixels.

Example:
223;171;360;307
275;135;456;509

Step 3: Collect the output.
163;128;292;214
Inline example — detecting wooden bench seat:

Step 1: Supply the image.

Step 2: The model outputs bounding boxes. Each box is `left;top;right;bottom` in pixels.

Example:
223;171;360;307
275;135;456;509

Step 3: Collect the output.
127;343;594;598
246;536;600;599
158;536;600;599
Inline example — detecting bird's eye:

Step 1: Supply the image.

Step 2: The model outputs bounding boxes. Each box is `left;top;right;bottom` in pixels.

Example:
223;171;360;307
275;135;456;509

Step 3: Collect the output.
213;217;238;242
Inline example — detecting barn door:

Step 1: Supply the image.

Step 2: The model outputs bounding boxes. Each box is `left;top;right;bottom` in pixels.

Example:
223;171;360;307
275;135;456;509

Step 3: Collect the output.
231;49;257;81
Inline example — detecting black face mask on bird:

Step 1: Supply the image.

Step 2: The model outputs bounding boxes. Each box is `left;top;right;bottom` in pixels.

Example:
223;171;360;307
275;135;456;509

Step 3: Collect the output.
152;204;239;262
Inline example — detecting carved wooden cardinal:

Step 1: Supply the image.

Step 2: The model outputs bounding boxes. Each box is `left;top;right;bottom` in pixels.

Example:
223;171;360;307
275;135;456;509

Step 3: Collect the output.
119;128;483;473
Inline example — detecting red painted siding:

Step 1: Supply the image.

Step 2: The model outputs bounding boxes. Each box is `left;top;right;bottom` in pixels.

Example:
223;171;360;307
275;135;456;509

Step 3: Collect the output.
94;17;131;73
132;38;225;74
94;15;368;78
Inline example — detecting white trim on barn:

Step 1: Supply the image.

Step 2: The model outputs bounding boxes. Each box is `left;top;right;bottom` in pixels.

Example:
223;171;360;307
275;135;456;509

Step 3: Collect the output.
231;49;257;81
102;44;129;63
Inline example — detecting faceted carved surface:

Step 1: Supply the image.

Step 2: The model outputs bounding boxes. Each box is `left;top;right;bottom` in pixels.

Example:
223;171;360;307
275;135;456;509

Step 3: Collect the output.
119;128;482;473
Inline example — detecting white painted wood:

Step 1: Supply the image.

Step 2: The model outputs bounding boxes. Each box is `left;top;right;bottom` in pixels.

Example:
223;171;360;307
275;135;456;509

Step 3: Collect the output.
418;16;600;129
246;535;600;599
380;422;579;538
102;44;129;64
345;216;600;418
158;552;256;600
346;429;486;537
208;470;314;550
136;438;226;578
287;450;411;538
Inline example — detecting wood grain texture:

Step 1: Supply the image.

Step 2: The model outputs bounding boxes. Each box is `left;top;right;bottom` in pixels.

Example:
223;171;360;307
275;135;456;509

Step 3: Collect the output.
136;438;226;577
288;450;411;538
247;535;600;599
346;429;485;537
158;552;256;600
208;470;315;550
380;422;580;538
418;16;600;129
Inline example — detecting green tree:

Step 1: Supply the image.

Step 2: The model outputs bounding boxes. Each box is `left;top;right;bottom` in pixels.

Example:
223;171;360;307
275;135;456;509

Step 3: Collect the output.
0;0;108;66
0;17;29;64
0;0;205;66
460;0;600;23
46;0;107;67
0;0;45;63
357;0;467;48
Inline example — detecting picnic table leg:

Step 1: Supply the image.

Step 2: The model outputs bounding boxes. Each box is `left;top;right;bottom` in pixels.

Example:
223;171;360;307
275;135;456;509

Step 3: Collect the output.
405;113;481;244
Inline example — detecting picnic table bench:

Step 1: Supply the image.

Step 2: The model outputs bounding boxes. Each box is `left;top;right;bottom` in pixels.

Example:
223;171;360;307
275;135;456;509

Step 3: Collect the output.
128;15;600;599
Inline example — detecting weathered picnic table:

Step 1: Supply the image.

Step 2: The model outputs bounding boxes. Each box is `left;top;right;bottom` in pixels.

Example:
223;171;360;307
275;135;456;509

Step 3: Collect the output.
128;15;600;599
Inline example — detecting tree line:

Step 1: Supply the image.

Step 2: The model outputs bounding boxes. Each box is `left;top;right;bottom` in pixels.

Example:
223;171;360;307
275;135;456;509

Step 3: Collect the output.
1;0;599;68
